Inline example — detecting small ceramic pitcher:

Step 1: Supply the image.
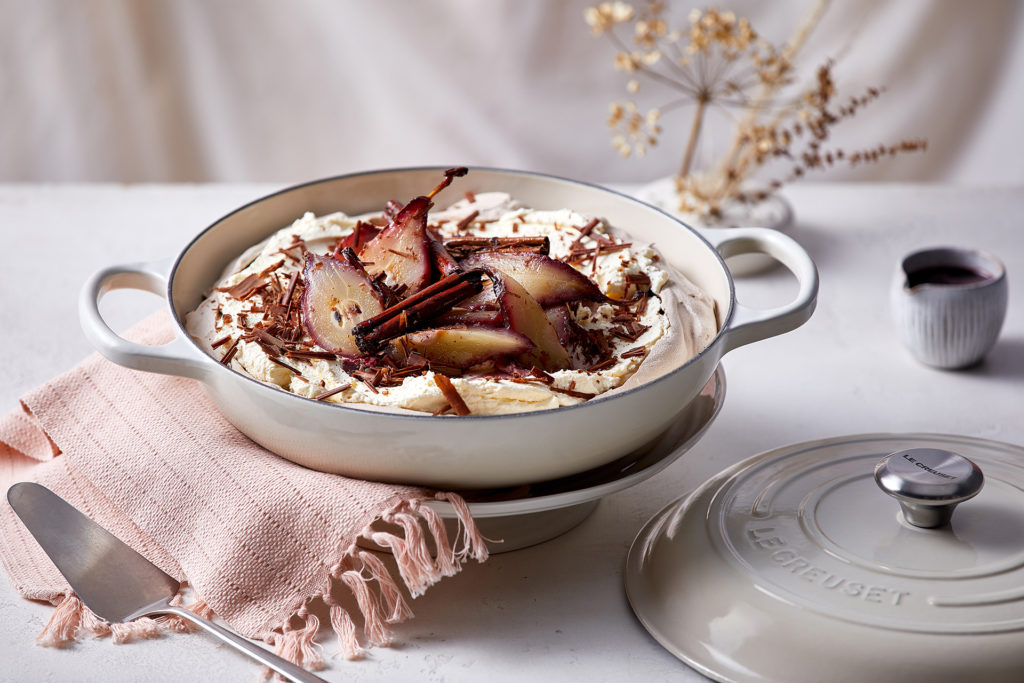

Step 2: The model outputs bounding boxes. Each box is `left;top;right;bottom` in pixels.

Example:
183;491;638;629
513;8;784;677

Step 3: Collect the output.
891;247;1008;369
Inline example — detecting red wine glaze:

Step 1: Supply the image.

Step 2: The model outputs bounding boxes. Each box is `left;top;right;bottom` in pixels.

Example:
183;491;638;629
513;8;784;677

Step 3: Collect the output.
906;265;992;288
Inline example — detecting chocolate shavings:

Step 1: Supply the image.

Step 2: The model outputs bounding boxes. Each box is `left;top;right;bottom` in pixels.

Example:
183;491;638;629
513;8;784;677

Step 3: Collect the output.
433;374;471;416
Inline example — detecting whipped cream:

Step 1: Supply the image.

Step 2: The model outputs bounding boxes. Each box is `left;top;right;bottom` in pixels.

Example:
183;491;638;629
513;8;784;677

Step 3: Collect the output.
185;193;716;415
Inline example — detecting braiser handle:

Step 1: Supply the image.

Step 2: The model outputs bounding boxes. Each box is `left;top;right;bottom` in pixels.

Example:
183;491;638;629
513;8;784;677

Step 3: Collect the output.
701;227;819;354
79;260;208;379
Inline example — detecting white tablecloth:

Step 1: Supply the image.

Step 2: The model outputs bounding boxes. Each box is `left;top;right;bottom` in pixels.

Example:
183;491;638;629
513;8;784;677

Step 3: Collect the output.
1;182;1021;682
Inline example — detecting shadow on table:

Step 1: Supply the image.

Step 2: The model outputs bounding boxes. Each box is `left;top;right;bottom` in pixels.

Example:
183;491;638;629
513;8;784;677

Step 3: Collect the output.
970;337;1024;383
294;508;639;664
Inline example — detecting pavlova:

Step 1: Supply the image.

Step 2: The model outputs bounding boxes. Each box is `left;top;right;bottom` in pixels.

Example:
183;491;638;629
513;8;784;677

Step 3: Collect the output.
185;169;717;415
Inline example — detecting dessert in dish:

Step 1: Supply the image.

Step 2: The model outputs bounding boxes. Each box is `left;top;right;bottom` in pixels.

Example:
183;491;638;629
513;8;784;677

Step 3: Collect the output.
185;169;717;416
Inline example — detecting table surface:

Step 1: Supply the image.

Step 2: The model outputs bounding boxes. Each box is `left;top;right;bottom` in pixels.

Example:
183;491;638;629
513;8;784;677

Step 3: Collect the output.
1;182;1022;682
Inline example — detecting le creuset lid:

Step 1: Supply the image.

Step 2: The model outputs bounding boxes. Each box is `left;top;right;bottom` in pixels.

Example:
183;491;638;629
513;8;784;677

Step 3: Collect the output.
625;433;1024;683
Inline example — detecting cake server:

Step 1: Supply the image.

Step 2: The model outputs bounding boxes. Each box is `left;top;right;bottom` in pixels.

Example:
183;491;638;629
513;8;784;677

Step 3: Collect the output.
7;482;323;683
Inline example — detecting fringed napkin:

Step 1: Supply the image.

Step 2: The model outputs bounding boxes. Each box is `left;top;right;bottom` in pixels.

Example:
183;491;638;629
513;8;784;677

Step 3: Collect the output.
0;312;488;673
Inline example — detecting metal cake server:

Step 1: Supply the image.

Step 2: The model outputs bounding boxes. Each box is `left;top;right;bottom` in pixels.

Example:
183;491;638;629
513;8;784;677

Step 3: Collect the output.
7;482;323;683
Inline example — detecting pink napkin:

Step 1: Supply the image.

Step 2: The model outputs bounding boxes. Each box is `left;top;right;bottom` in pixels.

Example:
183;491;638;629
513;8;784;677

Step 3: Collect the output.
0;313;487;672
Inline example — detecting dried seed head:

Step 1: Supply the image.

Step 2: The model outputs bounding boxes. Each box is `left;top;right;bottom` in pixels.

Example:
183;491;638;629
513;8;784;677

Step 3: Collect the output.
585;3;926;218
584;1;635;35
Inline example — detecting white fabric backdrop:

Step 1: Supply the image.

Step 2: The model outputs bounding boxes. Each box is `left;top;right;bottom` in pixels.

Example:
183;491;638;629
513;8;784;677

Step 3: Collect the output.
2;0;1022;185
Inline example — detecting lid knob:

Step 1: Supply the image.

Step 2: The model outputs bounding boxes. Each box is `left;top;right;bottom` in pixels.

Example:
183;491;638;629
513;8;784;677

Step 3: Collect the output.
874;448;984;528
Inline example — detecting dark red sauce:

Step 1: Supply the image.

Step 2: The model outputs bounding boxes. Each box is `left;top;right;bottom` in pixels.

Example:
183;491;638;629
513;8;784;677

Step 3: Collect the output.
906;265;992;288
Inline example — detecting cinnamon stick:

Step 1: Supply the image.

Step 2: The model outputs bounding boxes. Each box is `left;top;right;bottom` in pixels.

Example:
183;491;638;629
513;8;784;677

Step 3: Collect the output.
444;236;549;256
352;269;485;353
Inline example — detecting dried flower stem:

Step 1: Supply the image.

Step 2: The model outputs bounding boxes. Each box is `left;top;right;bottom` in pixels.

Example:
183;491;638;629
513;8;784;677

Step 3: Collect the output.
716;0;830;188
680;97;707;178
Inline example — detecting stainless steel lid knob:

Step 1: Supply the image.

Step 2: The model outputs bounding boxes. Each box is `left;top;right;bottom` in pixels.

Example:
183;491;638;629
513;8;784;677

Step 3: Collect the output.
874;448;984;528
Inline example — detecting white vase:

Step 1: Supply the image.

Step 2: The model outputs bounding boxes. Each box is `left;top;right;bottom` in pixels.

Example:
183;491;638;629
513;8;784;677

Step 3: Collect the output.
631;176;794;276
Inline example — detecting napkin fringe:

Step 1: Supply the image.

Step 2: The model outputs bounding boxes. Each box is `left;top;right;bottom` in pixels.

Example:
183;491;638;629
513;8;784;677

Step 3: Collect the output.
36;591;226;648
326;598;361;659
272;493;490;669
36;594;83;648
271;605;325;674
338;559;391;648
35;493;489;675
358;550;414;623
436;491;491;562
